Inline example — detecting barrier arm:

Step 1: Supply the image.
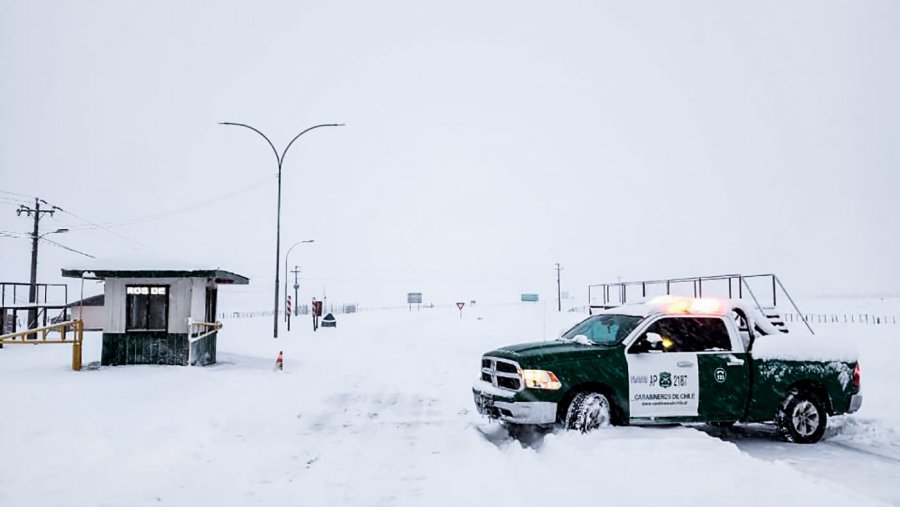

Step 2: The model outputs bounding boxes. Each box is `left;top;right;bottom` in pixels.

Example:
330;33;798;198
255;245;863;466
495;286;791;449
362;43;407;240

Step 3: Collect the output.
0;320;85;371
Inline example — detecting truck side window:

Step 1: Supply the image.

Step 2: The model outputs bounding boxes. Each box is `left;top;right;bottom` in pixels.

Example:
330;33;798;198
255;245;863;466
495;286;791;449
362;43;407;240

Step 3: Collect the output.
630;318;688;353
683;318;732;352
630;317;731;353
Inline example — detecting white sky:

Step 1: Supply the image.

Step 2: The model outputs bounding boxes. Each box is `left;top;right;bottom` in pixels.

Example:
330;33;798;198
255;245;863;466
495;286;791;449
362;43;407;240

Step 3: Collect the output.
1;0;898;308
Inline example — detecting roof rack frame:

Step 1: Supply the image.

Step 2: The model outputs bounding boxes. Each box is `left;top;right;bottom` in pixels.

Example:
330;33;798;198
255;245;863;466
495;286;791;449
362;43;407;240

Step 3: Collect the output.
588;273;813;334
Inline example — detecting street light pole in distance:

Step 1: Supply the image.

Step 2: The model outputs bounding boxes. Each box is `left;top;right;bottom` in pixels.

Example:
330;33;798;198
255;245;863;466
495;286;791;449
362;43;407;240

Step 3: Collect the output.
219;122;344;338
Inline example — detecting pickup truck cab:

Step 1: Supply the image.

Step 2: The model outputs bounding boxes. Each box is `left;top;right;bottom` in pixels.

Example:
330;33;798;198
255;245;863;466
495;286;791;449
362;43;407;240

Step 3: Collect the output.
472;296;862;443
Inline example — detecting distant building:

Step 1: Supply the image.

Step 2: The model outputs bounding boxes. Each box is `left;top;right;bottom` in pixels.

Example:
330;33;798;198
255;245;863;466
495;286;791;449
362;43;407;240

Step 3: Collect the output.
60;294;105;331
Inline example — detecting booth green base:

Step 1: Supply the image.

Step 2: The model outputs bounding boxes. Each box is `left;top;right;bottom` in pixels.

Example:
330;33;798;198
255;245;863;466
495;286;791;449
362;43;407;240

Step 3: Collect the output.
101;333;190;366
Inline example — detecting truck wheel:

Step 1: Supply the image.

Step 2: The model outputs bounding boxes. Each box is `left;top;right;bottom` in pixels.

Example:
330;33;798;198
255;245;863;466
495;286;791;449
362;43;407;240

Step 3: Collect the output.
565;392;612;433
775;389;827;443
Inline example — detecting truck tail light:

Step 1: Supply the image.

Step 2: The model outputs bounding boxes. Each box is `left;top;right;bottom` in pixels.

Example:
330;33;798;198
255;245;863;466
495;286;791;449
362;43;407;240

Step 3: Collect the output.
853;362;861;389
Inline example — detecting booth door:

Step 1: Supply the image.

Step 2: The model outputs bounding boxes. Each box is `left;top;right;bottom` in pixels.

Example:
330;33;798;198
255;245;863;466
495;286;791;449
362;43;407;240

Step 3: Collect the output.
205;287;218;323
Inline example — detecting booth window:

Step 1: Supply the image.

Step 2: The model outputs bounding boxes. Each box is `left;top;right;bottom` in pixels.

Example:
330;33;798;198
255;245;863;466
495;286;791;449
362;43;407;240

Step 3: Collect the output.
126;286;169;331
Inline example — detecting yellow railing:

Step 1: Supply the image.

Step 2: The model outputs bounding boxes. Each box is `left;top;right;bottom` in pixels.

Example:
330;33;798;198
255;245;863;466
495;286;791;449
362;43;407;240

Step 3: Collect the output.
0;320;85;371
188;320;223;340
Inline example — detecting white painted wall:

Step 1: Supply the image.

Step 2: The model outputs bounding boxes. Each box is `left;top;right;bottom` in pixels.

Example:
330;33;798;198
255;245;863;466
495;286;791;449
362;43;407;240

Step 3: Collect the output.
103;277;203;334
72;305;104;331
189;278;211;324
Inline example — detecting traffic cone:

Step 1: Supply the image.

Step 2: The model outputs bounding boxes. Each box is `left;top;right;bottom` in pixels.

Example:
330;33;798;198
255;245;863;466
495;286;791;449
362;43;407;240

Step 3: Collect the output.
275;351;284;371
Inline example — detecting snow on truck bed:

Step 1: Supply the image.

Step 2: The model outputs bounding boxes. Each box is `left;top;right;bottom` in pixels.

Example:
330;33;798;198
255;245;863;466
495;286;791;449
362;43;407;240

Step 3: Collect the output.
753;332;859;362
0;304;894;506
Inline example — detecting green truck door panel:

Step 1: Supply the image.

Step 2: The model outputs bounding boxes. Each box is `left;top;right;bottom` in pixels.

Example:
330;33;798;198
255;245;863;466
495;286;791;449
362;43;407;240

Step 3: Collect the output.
697;352;749;421
626;351;701;421
626;314;744;423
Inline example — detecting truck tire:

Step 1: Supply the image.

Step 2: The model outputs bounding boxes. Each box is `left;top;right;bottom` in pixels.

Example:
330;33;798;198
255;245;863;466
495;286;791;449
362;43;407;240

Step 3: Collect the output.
775;389;827;443
565;392;612;433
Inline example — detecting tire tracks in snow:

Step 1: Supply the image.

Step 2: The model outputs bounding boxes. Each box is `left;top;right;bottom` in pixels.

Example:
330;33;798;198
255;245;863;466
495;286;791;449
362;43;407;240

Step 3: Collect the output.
824;440;900;464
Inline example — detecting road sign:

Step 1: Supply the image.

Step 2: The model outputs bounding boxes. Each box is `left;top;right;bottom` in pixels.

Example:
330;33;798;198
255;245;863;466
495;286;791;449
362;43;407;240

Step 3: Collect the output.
521;293;539;302
456;301;465;319
407;292;423;304
286;295;293;315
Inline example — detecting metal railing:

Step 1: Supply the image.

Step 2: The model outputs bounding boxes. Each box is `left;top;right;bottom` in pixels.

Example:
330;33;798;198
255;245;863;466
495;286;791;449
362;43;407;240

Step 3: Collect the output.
0;319;85;371
187;319;223;367
188;319;223;340
1;305;70;336
587;273;814;334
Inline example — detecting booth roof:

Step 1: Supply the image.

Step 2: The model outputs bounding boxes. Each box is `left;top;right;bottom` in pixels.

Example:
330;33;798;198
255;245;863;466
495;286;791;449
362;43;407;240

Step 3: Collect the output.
61;268;249;285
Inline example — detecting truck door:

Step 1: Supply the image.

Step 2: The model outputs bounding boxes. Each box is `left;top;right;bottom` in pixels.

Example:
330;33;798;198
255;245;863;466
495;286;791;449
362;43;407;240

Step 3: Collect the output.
626;317;702;421
692;316;750;422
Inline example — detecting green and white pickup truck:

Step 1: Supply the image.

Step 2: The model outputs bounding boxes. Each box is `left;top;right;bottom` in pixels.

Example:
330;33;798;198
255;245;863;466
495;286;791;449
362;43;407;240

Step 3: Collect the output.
472;296;862;443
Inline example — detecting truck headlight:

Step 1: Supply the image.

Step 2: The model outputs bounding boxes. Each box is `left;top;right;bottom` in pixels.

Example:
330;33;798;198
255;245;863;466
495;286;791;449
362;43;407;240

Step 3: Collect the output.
522;369;562;390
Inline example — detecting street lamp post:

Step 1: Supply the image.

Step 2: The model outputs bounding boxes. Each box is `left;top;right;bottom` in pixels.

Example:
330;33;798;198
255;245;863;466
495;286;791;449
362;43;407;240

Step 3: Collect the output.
220;122;343;339
285;239;314;329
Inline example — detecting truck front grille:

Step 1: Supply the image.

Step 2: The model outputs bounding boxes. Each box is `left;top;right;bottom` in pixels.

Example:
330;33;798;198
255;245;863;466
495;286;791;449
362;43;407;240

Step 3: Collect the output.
481;357;522;391
495;361;518;374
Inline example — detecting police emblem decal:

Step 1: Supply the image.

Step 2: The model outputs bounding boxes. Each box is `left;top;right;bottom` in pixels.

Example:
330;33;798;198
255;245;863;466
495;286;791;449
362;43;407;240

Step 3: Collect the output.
659;371;672;389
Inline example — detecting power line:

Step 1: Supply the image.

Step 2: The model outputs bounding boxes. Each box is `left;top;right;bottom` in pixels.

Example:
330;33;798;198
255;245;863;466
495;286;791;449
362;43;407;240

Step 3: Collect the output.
1;172;272;248
55;173;275;231
0;190;33;200
53;206;155;250
39;237;96;259
0;195;30;205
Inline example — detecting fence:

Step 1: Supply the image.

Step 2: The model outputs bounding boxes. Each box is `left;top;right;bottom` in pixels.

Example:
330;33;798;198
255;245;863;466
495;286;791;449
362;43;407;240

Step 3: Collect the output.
217;303;360;320
783;313;898;326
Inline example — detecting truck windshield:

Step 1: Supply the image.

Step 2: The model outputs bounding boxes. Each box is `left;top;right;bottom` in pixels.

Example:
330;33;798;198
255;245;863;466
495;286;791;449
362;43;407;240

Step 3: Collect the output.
560;314;643;346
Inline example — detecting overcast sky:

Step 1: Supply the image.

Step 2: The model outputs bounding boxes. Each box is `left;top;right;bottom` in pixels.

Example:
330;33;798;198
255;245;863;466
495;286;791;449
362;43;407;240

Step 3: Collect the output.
1;0;898;309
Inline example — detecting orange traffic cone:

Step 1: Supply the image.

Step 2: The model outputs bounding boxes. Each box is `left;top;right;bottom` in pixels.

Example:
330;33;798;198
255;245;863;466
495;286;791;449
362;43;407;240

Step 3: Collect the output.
275;351;284;371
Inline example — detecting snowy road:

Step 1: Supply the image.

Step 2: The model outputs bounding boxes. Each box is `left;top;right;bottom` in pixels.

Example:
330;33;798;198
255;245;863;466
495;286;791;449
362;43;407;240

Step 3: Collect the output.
1;302;897;506
699;423;900;505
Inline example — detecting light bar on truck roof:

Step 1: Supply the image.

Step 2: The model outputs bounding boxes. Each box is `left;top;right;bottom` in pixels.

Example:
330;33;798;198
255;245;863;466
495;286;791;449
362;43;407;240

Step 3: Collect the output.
648;295;727;316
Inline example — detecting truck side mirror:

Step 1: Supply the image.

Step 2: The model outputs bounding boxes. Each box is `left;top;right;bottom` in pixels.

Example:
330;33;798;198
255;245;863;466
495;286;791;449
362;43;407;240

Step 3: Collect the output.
644;332;665;353
629;332;663;354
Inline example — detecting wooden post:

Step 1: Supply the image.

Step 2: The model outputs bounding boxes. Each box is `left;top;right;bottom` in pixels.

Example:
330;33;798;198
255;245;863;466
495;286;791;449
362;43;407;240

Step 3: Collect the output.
71;321;83;371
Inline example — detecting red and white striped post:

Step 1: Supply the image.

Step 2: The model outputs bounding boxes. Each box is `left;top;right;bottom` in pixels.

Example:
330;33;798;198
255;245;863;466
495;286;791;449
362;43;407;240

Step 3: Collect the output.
286;295;293;331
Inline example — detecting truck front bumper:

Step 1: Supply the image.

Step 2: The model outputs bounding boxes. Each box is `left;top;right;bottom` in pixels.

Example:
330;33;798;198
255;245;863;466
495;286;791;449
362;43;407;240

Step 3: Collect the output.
472;380;557;425
848;393;863;413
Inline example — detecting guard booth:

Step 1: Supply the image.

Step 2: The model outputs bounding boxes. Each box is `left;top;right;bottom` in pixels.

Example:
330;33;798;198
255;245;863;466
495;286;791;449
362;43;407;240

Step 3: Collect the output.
61;268;249;366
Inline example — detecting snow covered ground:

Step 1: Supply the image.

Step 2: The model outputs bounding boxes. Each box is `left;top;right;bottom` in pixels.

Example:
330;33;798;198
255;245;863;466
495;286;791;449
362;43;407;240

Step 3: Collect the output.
1;299;898;506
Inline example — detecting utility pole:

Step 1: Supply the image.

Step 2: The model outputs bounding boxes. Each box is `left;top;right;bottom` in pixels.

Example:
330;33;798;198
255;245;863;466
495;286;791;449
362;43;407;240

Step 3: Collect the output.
291;265;301;317
16;199;58;333
555;263;563;312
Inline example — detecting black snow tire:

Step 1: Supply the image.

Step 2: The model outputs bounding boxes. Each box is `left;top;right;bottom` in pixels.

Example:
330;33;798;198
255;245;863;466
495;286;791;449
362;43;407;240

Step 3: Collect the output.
565;391;612;433
775;389;827;444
